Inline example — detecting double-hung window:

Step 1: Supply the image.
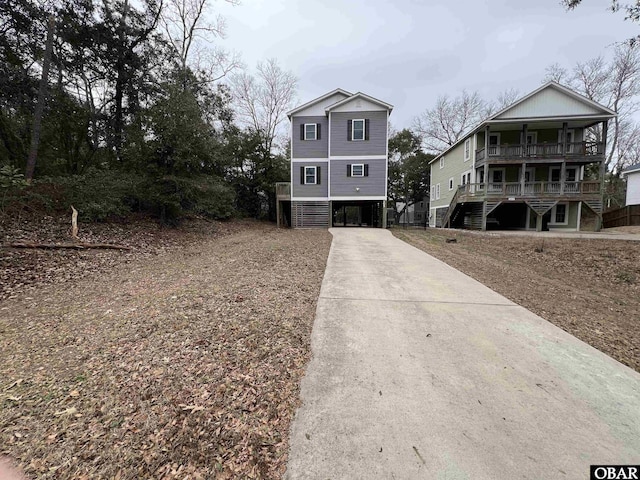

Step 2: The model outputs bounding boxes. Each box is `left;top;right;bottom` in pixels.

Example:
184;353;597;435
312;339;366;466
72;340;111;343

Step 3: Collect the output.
304;166;317;185
352;119;365;141
304;123;317;140
351;164;364;177
464;139;471;161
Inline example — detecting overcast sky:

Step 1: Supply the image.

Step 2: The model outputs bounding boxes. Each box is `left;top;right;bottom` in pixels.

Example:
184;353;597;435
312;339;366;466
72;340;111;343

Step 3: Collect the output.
215;0;638;129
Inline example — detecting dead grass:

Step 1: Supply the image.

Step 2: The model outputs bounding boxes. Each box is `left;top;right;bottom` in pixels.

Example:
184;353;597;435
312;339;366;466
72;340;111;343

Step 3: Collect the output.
392;228;640;373
0;220;331;479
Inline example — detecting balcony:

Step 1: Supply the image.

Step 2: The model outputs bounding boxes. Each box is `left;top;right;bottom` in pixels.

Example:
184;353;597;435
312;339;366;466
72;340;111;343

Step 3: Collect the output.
476;141;604;165
457;181;601;201
276;182;291;200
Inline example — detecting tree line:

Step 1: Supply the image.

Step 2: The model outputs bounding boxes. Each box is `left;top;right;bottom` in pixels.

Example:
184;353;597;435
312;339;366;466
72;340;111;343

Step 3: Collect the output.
0;0;295;223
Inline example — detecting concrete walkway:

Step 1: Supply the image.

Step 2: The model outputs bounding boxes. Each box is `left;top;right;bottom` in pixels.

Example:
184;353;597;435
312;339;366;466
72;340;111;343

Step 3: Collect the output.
285;229;640;480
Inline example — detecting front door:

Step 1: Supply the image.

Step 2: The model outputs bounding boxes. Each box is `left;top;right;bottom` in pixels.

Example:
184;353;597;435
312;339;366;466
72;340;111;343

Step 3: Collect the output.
490;169;504;193
523;167;535;194
489;133;501;156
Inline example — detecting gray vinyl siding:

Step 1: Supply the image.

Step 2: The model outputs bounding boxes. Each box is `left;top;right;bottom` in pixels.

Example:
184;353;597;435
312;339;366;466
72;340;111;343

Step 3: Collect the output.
292;161;328;197
330;111;387;156
291;115;328;158
330;159;386;197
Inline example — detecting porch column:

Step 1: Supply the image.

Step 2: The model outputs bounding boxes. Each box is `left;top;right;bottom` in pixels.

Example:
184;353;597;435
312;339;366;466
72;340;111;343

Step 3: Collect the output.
520;161;527;197
276;200;281;228
522;123;528;157
560;160;566;194
482;201;487;231
483;125;490;191
382;200;388;229
562;122;568;155
536;213;543;232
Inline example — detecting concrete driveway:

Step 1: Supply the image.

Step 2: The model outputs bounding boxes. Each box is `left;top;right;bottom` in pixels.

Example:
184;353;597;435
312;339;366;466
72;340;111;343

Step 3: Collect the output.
285;228;640;480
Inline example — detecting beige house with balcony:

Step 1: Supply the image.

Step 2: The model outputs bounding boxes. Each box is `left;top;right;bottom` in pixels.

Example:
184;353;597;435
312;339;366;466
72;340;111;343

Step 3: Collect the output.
428;82;616;231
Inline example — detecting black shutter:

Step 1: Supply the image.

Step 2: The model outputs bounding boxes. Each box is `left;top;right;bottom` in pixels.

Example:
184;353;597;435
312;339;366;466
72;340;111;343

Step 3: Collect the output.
317;123;321;140
300;124;304;140
347;164;351;177
317;166;321;184
364;164;369;177
300;166;305;184
365;119;370;140
347;120;352;141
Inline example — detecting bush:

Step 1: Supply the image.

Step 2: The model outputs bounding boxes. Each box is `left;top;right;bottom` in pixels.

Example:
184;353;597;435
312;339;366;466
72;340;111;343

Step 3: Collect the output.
1;168;236;224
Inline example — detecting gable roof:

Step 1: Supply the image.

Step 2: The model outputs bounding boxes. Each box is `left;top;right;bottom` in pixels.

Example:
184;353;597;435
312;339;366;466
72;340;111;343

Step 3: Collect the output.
429;81;617;165
491;81;616;120
622;163;640;175
324;91;394;113
287;88;351;118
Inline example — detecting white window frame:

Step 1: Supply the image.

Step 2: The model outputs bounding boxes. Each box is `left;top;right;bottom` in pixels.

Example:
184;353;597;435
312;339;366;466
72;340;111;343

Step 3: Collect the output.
464;139;471;161
448;177;454;191
351;163;364;177
549;203;568;226
304;166;317;185
430;185;435;201
304;123;317;140
352;119;365;141
439;157;445;169
436;183;441;200
558;129;575;153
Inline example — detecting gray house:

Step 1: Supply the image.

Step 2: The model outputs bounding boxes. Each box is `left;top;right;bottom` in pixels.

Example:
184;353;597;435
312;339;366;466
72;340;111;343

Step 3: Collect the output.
276;89;393;228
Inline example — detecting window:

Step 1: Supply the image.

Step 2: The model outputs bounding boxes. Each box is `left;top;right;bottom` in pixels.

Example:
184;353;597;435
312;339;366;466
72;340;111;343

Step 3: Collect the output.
430;185;435;201
461;171;471;186
439;157;445;169
304;123;317;140
448;177;454;190
551;203;568;225
436;183;441;200
304;166;317;185
352;119;365;141
464;139;471;161
347;163;368;177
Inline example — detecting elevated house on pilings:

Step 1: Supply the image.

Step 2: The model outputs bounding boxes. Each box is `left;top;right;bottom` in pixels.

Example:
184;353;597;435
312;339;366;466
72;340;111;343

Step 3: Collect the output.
428;82;616;232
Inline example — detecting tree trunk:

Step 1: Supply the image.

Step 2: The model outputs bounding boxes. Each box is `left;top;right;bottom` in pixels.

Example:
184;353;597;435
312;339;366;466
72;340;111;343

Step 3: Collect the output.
25;15;55;181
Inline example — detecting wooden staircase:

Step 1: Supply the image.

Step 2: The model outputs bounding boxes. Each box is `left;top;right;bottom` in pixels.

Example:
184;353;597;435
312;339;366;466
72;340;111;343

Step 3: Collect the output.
442;187;462;228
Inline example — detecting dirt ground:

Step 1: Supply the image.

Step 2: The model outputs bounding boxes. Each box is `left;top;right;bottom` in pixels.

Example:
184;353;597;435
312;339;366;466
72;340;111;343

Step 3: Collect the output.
0;218;331;479
392;228;640;373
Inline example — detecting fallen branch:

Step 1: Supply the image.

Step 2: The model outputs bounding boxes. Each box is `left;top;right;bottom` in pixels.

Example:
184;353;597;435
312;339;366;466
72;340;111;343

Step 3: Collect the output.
2;242;132;250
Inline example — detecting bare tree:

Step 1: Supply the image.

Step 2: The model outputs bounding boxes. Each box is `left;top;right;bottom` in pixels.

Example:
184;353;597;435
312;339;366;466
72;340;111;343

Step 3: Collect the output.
544;41;640;174
230;58;297;155
413;90;485;154
162;0;241;83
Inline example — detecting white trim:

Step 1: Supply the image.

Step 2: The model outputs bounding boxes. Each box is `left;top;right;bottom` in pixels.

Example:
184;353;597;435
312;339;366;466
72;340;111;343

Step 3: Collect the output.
549;202;569;226
291;197;330;201
329;196;386;201
304;123;317;140
304;166;317;185
325;91;394;112
292;158;329;163
351;163;365;177
352;119;365;141
436;183;441;200
558;128;575;153
385;110;389;200
439;157;444;169
461;170;472;186
330;155;386;160
328;112;332;197
464;138;471;161
448;177;454;191
290;117;294;192
287;88;352;117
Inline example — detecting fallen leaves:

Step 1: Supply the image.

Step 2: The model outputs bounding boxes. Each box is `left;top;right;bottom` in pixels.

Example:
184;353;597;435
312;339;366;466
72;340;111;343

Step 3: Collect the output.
0;219;331;479
395;229;640;372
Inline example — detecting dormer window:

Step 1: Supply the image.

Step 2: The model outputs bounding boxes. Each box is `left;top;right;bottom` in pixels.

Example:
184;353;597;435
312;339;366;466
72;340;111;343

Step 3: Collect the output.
352;119;365;141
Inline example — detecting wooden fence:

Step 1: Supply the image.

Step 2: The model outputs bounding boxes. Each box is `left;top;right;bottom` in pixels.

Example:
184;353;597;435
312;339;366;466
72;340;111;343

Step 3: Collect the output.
603;205;640;228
